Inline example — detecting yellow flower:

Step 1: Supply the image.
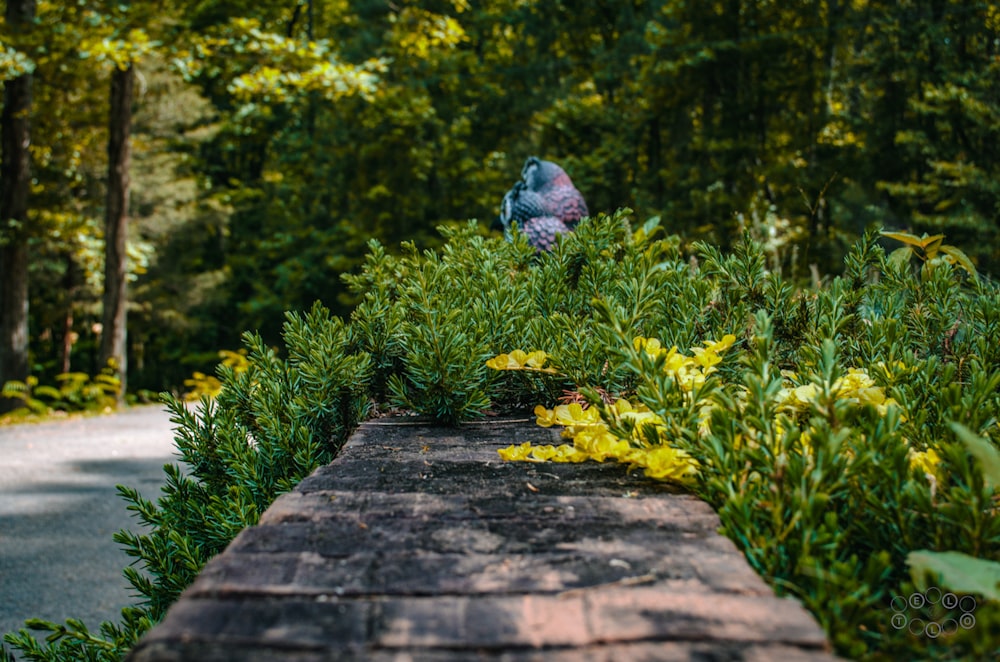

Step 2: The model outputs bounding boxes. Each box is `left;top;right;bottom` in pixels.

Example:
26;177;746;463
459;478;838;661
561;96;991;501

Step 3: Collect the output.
618;408;663;429
486;349;556;373
690;347;723;369
908;447;942;479
663;350;686;374
792;383;819;404
525;350;549;370
528;444;558;461
485;352;516;370
555;403;596;426
841;368;876;390
697;403;715;437
551;444;590;463
629;446;700;482
496;441;591;464
634;334;738;394
704;334;737;354
534;404;558;428
633;336;668;358
506;394;703;486
534;403;602;430
795;430;815;456
498;442;533;461
574;428;632;461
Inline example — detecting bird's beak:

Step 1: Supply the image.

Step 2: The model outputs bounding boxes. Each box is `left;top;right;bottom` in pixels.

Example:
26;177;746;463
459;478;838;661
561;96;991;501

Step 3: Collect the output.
490;216;504;232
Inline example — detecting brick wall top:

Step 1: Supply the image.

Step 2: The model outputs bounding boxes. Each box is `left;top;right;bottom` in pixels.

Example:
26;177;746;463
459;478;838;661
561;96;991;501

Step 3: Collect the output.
127;416;842;661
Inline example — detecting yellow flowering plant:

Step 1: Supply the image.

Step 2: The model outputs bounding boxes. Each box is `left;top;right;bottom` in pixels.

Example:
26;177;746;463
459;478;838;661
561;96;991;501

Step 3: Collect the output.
633;334;737;394
497;398;701;483
470;227;1000;661
487;336;736;484
776;367;903;418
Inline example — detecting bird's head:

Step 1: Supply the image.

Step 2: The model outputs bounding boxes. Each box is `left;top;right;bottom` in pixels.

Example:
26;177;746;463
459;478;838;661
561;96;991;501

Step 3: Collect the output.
521;156;572;191
499;180;549;242
499;181;525;232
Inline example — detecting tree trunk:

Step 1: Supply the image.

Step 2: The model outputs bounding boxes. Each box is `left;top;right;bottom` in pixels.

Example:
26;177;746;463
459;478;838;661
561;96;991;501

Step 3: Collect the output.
60;252;78;374
100;64;134;401
0;0;36;414
61;307;74;374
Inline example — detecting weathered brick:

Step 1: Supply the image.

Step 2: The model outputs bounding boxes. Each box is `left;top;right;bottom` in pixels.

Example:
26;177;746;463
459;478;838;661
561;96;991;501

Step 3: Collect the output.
127;417;843;661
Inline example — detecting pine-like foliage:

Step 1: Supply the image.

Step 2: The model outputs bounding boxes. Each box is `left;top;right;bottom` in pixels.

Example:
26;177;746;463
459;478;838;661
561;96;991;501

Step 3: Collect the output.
343;210;688;420
4;212;999;661
3;305;371;661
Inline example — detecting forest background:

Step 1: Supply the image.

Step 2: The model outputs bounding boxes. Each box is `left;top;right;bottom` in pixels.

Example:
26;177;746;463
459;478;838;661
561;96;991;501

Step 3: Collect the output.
1;0;998;401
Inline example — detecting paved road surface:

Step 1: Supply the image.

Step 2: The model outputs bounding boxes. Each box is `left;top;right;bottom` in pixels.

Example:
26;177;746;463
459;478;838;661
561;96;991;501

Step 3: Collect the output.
0;406;178;640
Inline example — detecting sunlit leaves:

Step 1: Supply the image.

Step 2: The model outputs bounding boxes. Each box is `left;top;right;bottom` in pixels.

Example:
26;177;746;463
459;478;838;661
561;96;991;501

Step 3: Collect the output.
389;8;467;59
0;41;35;80
0;365;121;419
81;28;159;70
183;349;250;401
175;18;387;105
227;59;384;103
882;230;978;281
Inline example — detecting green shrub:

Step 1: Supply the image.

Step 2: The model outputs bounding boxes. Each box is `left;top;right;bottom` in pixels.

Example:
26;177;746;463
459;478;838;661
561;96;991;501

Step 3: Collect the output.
3;304;371;661
4;214;997;661
496;227;1000;660
1;364;121;420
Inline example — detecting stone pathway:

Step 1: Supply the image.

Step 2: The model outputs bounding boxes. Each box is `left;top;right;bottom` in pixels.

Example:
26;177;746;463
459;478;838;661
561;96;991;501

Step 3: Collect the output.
0;406;177;639
127;417;840;661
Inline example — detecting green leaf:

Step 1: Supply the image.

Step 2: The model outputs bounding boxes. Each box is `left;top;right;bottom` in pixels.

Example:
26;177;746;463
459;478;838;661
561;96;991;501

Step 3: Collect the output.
949;422;1000;489
887;246;912;271
908;550;1000;602
939;245;979;281
23;618;58;631
1;380;29;398
880;230;924;247
633;215;661;244
919;233;945;254
33;385;62;400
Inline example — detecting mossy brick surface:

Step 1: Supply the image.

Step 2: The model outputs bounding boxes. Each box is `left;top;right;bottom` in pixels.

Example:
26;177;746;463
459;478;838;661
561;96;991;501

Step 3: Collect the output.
127;417;842;661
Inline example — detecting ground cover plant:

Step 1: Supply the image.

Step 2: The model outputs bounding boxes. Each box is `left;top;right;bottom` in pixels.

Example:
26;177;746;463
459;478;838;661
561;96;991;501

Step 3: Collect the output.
0;365;121;421
3;211;998;661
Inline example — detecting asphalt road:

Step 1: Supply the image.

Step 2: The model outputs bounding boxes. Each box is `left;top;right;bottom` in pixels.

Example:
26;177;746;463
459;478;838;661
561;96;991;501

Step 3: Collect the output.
0;406;179;641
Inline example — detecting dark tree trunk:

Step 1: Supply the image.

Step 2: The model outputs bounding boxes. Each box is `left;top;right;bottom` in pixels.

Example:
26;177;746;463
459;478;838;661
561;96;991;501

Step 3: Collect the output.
100;64;134;400
61;307;73;374
60;253;78;374
0;0;36;413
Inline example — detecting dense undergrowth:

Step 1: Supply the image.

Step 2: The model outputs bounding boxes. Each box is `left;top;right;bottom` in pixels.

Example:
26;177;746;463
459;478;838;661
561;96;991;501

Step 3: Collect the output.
3;211;998;661
0;365;122;421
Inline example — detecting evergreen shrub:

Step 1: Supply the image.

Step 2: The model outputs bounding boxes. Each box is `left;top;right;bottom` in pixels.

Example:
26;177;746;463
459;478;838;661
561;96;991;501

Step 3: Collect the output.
3;211;998;661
